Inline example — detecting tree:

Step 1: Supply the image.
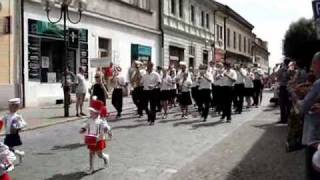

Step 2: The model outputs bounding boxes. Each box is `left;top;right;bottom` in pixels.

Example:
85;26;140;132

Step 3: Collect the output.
283;18;320;69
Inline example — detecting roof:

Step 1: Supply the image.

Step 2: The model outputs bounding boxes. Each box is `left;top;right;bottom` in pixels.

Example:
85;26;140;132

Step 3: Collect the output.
214;1;254;30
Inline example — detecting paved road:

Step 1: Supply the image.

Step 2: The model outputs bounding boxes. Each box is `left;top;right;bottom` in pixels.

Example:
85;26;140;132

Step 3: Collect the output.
8;93;298;180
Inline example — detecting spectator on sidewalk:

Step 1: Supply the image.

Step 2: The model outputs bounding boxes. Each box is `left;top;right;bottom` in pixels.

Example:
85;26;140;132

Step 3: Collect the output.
75;67;87;117
277;59;291;124
90;73;108;105
294;52;320;180
61;66;75;106
111;66;125;119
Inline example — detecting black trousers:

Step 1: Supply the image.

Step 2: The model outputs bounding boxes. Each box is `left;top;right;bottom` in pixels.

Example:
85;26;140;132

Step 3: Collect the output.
215;86;223;113
253;80;262;106
198;89;211;120
191;86;200;107
211;84;216;108
221;86;233;119
305;145;320;180
279;86;291;123
132;87;144;116
155;88;161;111
142;90;157;122
234;84;245;113
112;88;123;116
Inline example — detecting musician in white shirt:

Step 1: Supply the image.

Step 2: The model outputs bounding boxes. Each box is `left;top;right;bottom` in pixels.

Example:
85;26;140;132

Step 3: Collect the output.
198;64;213;122
130;61;145;117
221;62;237;122
178;71;192;119
234;64;246;114
111;66;125;118
141;62;161;125
213;63;225;114
244;67;254;108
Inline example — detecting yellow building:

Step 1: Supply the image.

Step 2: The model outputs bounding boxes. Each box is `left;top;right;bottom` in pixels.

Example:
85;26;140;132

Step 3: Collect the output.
0;0;23;109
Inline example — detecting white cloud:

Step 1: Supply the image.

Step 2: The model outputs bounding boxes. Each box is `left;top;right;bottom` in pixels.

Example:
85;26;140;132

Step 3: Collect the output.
217;0;313;67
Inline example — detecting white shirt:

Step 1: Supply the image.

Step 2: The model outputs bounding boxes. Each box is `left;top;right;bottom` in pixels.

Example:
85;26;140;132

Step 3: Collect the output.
141;71;161;90
222;69;237;87
75;74;87;94
169;75;177;90
113;75;125;89
244;72;254;88
82;116;111;140
213;70;225;86
2;112;27;135
235;69;245;84
180;78;192;92
160;76;172;91
198;73;212;90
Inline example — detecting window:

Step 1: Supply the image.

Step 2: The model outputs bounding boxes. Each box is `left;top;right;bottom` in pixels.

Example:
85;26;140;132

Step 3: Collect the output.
206;13;210;29
216;25;223;40
171;0;176;15
179;0;183;18
203;50;208;64
189;46;195;56
238;34;242;52
120;0;150;10
201;11;205;27
99;38;111;58
248;39;251;54
227;28;230;47
244;37;246;53
233;31;236;49
190;5;195;23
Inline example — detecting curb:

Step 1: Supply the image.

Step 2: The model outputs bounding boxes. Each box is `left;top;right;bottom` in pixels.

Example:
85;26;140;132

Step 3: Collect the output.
0;106;136;136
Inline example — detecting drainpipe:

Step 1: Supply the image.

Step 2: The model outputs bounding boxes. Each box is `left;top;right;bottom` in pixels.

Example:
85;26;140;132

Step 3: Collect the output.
213;10;216;63
21;0;25;107
159;0;164;67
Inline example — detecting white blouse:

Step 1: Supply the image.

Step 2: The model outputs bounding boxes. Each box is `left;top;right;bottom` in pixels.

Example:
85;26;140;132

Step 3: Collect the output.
198;73;212;90
180;78;192;92
160;76;172;91
82;117;111;140
2;113;27;135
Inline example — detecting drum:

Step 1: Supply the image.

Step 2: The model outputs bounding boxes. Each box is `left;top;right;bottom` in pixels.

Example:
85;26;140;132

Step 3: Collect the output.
84;134;98;145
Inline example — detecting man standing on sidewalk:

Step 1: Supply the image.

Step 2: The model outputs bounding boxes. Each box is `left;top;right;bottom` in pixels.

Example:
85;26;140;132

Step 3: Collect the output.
141;62;161;125
294;52;320;180
277;59;291;124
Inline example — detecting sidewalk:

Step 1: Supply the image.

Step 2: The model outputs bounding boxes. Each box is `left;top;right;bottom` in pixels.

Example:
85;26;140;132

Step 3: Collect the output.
0;97;136;133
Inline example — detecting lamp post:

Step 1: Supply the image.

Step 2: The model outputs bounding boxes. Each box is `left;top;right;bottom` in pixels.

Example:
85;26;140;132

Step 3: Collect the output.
42;0;87;117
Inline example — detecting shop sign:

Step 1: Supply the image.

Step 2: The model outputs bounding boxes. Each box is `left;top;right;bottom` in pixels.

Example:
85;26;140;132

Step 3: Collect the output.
47;72;56;83
68;28;79;48
90;58;112;68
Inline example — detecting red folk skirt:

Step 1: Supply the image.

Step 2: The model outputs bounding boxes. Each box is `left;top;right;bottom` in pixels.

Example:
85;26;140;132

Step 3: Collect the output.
0;173;11;180
87;140;106;152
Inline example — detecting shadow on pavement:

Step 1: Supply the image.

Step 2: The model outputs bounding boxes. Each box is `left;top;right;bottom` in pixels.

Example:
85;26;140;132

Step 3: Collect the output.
51;143;86;151
44;168;104;180
225;119;305;180
112;123;149;130
191;120;225;129
173;119;201;127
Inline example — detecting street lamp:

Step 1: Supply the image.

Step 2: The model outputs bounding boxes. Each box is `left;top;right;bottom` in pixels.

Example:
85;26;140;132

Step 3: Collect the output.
42;0;87;117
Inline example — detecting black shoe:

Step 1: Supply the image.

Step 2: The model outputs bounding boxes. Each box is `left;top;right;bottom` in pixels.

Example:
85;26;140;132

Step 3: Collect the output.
226;118;231;123
276;121;287;124
220;116;225;120
76;113;80;117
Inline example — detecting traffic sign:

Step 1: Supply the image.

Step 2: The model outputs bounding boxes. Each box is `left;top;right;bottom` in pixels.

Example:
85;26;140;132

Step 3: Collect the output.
313;0;320;19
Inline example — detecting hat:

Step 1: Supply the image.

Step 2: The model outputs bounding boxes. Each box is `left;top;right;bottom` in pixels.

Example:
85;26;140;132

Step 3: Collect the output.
313;149;320;172
100;106;109;118
88;100;104;113
134;60;143;65
8;98;20;105
179;61;187;66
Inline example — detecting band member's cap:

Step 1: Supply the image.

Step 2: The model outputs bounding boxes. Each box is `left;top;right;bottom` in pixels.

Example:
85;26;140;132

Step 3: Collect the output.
8;98;21;105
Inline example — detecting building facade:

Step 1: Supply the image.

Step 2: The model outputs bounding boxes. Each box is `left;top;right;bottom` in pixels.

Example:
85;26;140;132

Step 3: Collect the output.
213;2;254;66
161;0;216;69
23;0;161;107
253;37;270;74
0;0;23;109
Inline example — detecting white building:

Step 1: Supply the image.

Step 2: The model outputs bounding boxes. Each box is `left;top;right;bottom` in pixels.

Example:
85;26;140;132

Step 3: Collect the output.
253;37;270;74
162;0;216;69
23;0;161;107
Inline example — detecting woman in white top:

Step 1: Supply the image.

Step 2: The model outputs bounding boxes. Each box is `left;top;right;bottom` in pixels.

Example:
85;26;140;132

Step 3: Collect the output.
244;68;254;108
198;64;213;122
111;66;125;118
160;69;172;119
178;72;192;119
168;68;177;108
75;67;87;117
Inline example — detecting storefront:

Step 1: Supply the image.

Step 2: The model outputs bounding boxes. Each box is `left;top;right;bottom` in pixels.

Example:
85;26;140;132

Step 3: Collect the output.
169;45;185;68
23;1;160;107
131;44;152;63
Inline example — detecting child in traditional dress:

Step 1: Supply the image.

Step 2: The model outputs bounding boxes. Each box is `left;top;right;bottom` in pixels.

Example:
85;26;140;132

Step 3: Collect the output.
80;99;112;174
1;98;26;164
0;142;16;180
178;72;193;119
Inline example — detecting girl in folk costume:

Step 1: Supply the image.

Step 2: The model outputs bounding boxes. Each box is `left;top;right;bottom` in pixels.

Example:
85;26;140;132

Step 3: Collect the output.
178;71;193;119
80;99;112;174
0;142;16;180
160;69;172;119
1;98;26;164
168;68;177;108
111;66;125;119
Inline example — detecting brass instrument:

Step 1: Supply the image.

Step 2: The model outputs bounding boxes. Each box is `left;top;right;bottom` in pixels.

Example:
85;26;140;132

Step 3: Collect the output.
131;68;142;88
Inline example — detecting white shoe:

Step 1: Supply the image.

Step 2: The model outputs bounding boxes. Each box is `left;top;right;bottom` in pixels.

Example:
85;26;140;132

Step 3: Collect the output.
85;169;94;175
15;150;25;156
104;154;110;168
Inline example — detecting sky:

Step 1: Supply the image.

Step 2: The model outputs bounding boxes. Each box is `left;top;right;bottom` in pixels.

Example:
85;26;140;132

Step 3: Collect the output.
218;0;314;67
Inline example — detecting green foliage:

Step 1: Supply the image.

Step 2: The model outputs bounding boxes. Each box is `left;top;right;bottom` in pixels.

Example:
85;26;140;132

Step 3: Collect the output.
283;18;320;69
